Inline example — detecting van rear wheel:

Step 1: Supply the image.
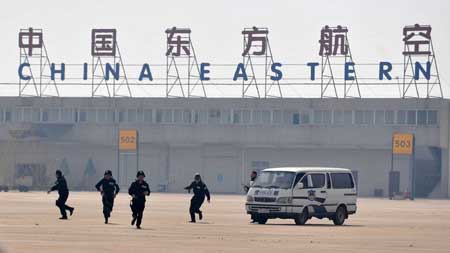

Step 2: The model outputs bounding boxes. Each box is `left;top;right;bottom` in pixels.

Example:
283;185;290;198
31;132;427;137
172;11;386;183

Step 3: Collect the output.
295;208;309;225
333;205;347;225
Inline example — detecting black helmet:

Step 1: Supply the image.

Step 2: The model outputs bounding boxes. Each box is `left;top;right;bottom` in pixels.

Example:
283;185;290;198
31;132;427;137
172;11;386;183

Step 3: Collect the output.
136;170;146;177
55;170;62;177
104;170;112;176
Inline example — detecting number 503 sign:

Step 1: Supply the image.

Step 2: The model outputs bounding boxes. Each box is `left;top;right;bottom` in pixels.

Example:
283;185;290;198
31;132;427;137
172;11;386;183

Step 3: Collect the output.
392;133;414;155
119;129;137;151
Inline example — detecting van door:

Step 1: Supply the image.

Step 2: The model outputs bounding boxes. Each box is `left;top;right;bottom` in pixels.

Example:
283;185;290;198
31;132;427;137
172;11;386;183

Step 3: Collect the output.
292;173;328;216
330;172;357;213
323;172;338;213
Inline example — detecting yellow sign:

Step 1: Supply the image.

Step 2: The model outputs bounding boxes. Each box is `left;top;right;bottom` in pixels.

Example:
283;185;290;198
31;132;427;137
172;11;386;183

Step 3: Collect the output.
119;129;137;151
392;133;414;155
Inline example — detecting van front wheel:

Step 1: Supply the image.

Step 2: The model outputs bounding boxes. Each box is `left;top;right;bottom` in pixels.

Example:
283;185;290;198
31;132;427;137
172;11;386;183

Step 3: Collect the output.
295;208;309;225
257;216;268;224
333;205;347;225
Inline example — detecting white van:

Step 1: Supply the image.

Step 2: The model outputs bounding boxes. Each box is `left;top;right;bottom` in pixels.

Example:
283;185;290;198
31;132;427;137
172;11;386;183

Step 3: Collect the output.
246;167;357;225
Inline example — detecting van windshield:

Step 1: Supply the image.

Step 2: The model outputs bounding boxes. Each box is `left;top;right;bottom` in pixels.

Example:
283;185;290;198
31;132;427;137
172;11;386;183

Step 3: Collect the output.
253;171;296;189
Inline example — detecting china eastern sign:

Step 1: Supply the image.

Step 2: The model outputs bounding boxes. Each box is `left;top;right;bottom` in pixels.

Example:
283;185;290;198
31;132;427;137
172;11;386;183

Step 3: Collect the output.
16;24;441;98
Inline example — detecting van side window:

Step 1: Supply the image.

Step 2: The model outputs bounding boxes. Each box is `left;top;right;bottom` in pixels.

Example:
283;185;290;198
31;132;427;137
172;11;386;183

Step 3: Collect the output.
326;173;332;189
331;173;354;189
294;173;305;186
301;174;325;188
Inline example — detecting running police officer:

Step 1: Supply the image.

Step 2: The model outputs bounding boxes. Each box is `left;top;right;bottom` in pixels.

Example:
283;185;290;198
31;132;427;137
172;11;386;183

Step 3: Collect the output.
184;173;210;223
128;170;150;229
244;170;258;223
95;170;120;224
243;170;258;193
47;170;74;220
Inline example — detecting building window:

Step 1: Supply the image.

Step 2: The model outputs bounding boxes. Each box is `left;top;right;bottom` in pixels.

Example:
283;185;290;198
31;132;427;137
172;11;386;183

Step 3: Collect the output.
313;110;321;124
385;110;394;125
232;110;241;124
183;110;192;124
62;108;74;122
283;110;293;125
313;110;331;125
273;110;282;124
242;110;251;124
407;110;416;125
87;109;96;122
174;109;183;123
292;112;300;125
97;109;107;122
208;109;221;124
252;110;262;124
41;109;49;122
364;110;374;125
417;110;427;125
355;110;373;125
79;109;87;122
118;110;126;123
22;108;33;122
162;109;173;123
343;110;352;125
156;109;163;123
397;110;407;125
428;110;438;125
144;109;153;123
128;109;137;122
221;109;231;124
355;110;363;125
262;110;271;124
15;108;23;122
194;110;207;124
300;111;310;124
33;108;40;122
137;108;144;122
375;110;384;125
333;110;344;125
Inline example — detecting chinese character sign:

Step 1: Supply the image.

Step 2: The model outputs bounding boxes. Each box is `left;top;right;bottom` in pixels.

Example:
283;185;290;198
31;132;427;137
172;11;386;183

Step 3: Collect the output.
165;27;191;56
18;27;43;56
242;27;268;56
319;25;349;56
91;29;117;57
403;24;431;55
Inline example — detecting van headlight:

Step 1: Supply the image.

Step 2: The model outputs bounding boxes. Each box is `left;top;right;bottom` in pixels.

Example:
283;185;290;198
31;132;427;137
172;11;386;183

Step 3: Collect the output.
246;195;254;202
277;197;292;204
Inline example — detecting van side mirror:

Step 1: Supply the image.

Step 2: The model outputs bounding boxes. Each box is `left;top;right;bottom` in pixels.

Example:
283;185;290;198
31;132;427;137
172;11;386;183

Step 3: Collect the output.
297;182;304;189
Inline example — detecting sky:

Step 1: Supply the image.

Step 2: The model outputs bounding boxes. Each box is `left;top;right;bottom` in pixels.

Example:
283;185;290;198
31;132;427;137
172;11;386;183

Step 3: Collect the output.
0;0;449;98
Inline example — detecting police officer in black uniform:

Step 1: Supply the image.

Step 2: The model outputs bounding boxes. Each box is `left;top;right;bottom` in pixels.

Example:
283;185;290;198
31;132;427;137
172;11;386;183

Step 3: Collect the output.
128;170;150;229
47;170;74;220
184;173;210;223
95;170;120;224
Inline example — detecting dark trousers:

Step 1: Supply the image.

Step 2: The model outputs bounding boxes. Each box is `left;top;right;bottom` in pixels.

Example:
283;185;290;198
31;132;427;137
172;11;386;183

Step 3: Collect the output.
102;194;115;219
131;199;145;227
189;196;205;222
56;193;72;218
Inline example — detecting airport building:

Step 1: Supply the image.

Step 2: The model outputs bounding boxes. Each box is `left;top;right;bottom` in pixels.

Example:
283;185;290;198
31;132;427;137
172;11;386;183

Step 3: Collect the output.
0;96;448;198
